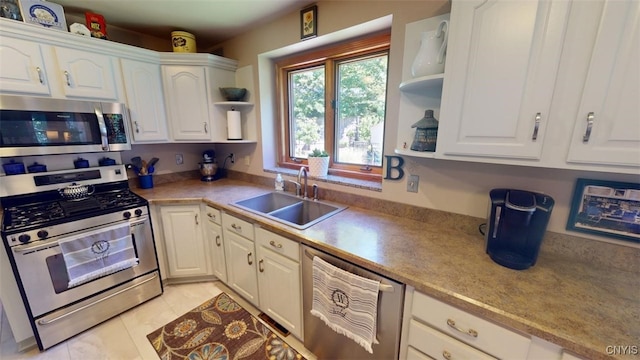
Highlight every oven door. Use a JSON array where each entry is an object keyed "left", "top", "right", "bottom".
[{"left": 10, "top": 215, "right": 158, "bottom": 318}]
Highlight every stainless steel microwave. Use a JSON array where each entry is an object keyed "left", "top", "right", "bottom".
[{"left": 0, "top": 95, "right": 131, "bottom": 157}]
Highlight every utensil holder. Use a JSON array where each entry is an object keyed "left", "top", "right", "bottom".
[{"left": 139, "top": 175, "right": 153, "bottom": 189}]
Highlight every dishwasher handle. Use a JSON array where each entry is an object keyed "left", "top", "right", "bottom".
[{"left": 304, "top": 248, "right": 394, "bottom": 293}]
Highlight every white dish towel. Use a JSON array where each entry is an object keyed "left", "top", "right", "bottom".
[
  {"left": 311, "top": 256, "right": 380, "bottom": 353},
  {"left": 59, "top": 223, "right": 138, "bottom": 288}
]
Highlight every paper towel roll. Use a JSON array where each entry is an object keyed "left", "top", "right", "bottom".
[{"left": 227, "top": 110, "right": 242, "bottom": 140}]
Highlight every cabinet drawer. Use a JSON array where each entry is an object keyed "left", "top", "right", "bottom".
[
  {"left": 222, "top": 213, "right": 254, "bottom": 240},
  {"left": 408, "top": 319, "right": 496, "bottom": 360},
  {"left": 412, "top": 292, "right": 530, "bottom": 359},
  {"left": 406, "top": 346, "right": 432, "bottom": 360},
  {"left": 255, "top": 228, "right": 299, "bottom": 262},
  {"left": 205, "top": 206, "right": 222, "bottom": 225}
]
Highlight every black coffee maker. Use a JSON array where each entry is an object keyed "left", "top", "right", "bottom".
[{"left": 485, "top": 189, "right": 554, "bottom": 270}]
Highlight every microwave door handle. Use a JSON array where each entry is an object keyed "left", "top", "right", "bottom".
[{"left": 95, "top": 105, "right": 109, "bottom": 150}]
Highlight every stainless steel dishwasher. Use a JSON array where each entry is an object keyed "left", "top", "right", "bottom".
[{"left": 302, "top": 245, "right": 405, "bottom": 359}]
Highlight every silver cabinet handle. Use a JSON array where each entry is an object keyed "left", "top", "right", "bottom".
[
  {"left": 215, "top": 235, "right": 221, "bottom": 246},
  {"left": 258, "top": 259, "right": 264, "bottom": 272},
  {"left": 207, "top": 212, "right": 216, "bottom": 221},
  {"left": 195, "top": 214, "right": 199, "bottom": 225},
  {"left": 204, "top": 122, "right": 208, "bottom": 133},
  {"left": 36, "top": 67, "right": 44, "bottom": 84},
  {"left": 231, "top": 223, "right": 242, "bottom": 232},
  {"left": 583, "top": 112, "right": 594, "bottom": 142},
  {"left": 63, "top": 70, "right": 71, "bottom": 86},
  {"left": 447, "top": 319, "right": 478, "bottom": 338},
  {"left": 247, "top": 252, "right": 253, "bottom": 265},
  {"left": 531, "top": 112, "right": 541, "bottom": 141},
  {"left": 269, "top": 240, "right": 282, "bottom": 249},
  {"left": 134, "top": 121, "right": 140, "bottom": 133},
  {"left": 442, "top": 350, "right": 452, "bottom": 360}
]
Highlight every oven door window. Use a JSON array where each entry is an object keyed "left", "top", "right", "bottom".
[
  {"left": 45, "top": 226, "right": 140, "bottom": 294},
  {"left": 0, "top": 110, "right": 103, "bottom": 147}
]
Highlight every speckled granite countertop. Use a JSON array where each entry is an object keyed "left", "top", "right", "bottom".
[{"left": 134, "top": 178, "right": 639, "bottom": 360}]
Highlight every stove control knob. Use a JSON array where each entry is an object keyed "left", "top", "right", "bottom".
[
  {"left": 18, "top": 234, "right": 31, "bottom": 243},
  {"left": 134, "top": 209, "right": 143, "bottom": 217},
  {"left": 37, "top": 230, "right": 49, "bottom": 239},
  {"left": 123, "top": 211, "right": 132, "bottom": 219}
]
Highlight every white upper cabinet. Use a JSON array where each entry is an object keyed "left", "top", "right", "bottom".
[
  {"left": 53, "top": 47, "right": 120, "bottom": 101},
  {"left": 565, "top": 0, "right": 640, "bottom": 167},
  {"left": 162, "top": 65, "right": 213, "bottom": 141},
  {"left": 438, "top": 0, "right": 570, "bottom": 159},
  {"left": 121, "top": 58, "right": 169, "bottom": 142},
  {"left": 0, "top": 37, "right": 51, "bottom": 96}
]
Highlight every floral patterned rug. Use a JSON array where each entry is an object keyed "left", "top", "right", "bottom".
[{"left": 147, "top": 292, "right": 305, "bottom": 360}]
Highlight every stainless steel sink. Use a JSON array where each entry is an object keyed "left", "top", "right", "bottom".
[{"left": 231, "top": 191, "right": 346, "bottom": 229}]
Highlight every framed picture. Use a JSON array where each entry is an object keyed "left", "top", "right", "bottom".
[
  {"left": 566, "top": 178, "right": 640, "bottom": 243},
  {"left": 300, "top": 5, "right": 317, "bottom": 40},
  {"left": 0, "top": 0, "right": 23, "bottom": 21}
]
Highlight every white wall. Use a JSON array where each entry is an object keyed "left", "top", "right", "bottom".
[{"left": 203, "top": 1, "right": 639, "bottom": 247}]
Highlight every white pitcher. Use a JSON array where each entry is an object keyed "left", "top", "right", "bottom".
[{"left": 411, "top": 20, "right": 449, "bottom": 77}]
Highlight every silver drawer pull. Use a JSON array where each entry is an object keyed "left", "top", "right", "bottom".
[
  {"left": 531, "top": 112, "right": 541, "bottom": 141},
  {"left": 134, "top": 121, "right": 140, "bottom": 133},
  {"left": 36, "top": 67, "right": 44, "bottom": 84},
  {"left": 583, "top": 112, "right": 594, "bottom": 142},
  {"left": 64, "top": 70, "right": 71, "bottom": 86},
  {"left": 204, "top": 122, "right": 208, "bottom": 133},
  {"left": 447, "top": 318, "right": 478, "bottom": 338},
  {"left": 231, "top": 223, "right": 242, "bottom": 231},
  {"left": 269, "top": 240, "right": 282, "bottom": 248},
  {"left": 442, "top": 350, "right": 452, "bottom": 360}
]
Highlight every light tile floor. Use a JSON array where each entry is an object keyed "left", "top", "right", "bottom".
[{"left": 0, "top": 281, "right": 315, "bottom": 360}]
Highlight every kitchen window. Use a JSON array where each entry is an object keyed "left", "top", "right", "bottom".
[{"left": 276, "top": 33, "right": 390, "bottom": 181}]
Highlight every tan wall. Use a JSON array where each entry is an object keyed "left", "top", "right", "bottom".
[{"left": 153, "top": 1, "right": 638, "bottom": 247}]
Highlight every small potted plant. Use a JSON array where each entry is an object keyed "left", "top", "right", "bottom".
[{"left": 307, "top": 149, "right": 330, "bottom": 178}]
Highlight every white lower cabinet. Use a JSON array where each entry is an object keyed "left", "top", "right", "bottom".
[
  {"left": 401, "top": 287, "right": 531, "bottom": 360},
  {"left": 222, "top": 213, "right": 259, "bottom": 306},
  {"left": 255, "top": 228, "right": 302, "bottom": 339},
  {"left": 159, "top": 204, "right": 210, "bottom": 278},
  {"left": 204, "top": 206, "right": 227, "bottom": 282}
]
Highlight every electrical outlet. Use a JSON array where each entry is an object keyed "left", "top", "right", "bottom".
[
  {"left": 175, "top": 154, "right": 184, "bottom": 165},
  {"left": 407, "top": 175, "right": 419, "bottom": 193},
  {"left": 230, "top": 153, "right": 235, "bottom": 163}
]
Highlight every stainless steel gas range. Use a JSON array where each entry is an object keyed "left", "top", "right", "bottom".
[{"left": 0, "top": 165, "right": 162, "bottom": 350}]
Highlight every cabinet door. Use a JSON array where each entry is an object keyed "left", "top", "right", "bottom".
[
  {"left": 439, "top": 0, "right": 570, "bottom": 159},
  {"left": 162, "top": 66, "right": 212, "bottom": 141},
  {"left": 566, "top": 0, "right": 640, "bottom": 167},
  {"left": 160, "top": 205, "right": 210, "bottom": 277},
  {"left": 120, "top": 59, "right": 169, "bottom": 142},
  {"left": 53, "top": 47, "right": 119, "bottom": 100},
  {"left": 224, "top": 231, "right": 259, "bottom": 306},
  {"left": 205, "top": 219, "right": 227, "bottom": 282},
  {"left": 0, "top": 37, "right": 50, "bottom": 96},
  {"left": 257, "top": 245, "right": 302, "bottom": 339}
]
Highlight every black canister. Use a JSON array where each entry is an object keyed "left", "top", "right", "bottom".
[
  {"left": 27, "top": 162, "right": 47, "bottom": 173},
  {"left": 99, "top": 157, "right": 116, "bottom": 166},
  {"left": 3, "top": 160, "right": 26, "bottom": 175},
  {"left": 74, "top": 158, "right": 90, "bottom": 169}
]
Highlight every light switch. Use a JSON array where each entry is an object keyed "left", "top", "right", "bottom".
[{"left": 407, "top": 175, "right": 419, "bottom": 193}]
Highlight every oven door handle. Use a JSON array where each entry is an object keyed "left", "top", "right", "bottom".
[
  {"left": 37, "top": 273, "right": 159, "bottom": 325},
  {"left": 13, "top": 239, "right": 59, "bottom": 253}
]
